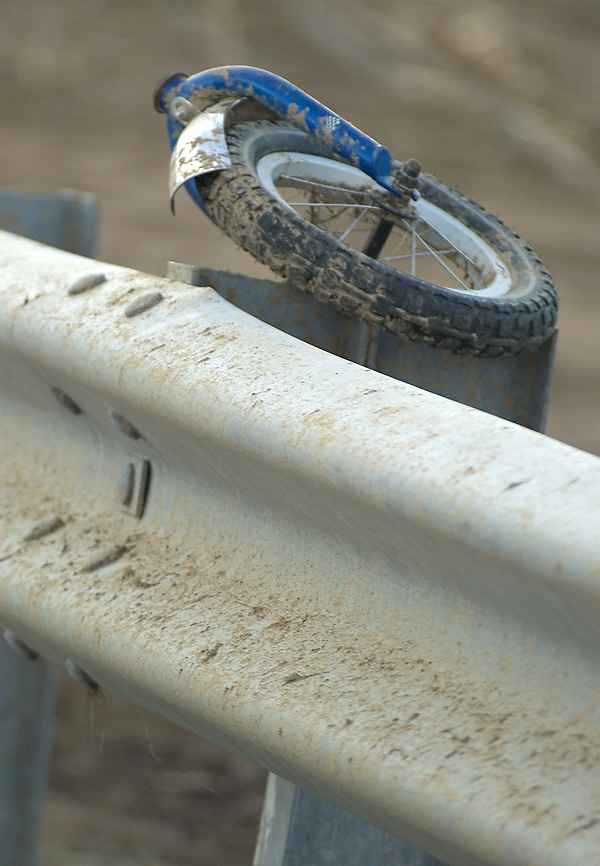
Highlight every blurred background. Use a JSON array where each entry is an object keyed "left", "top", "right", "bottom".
[{"left": 2, "top": 0, "right": 599, "bottom": 863}]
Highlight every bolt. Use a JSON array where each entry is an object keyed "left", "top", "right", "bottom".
[
  {"left": 51, "top": 386, "right": 82, "bottom": 415},
  {"left": 124, "top": 291, "right": 163, "bottom": 318},
  {"left": 84, "top": 545, "right": 128, "bottom": 573},
  {"left": 110, "top": 411, "right": 141, "bottom": 440},
  {"left": 4, "top": 630, "right": 38, "bottom": 660},
  {"left": 391, "top": 158, "right": 422, "bottom": 199},
  {"left": 67, "top": 272, "right": 107, "bottom": 296},
  {"left": 24, "top": 516, "right": 65, "bottom": 542},
  {"left": 65, "top": 660, "right": 99, "bottom": 690},
  {"left": 168, "top": 96, "right": 200, "bottom": 124}
]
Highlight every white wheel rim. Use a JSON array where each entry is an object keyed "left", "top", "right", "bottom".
[{"left": 256, "top": 152, "right": 513, "bottom": 298}]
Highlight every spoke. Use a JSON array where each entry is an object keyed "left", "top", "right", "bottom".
[
  {"left": 286, "top": 202, "right": 382, "bottom": 209},
  {"left": 278, "top": 175, "right": 373, "bottom": 201},
  {"left": 305, "top": 206, "right": 336, "bottom": 236},
  {"left": 281, "top": 172, "right": 478, "bottom": 289},
  {"left": 320, "top": 215, "right": 336, "bottom": 236},
  {"left": 338, "top": 207, "right": 371, "bottom": 242},
  {"left": 381, "top": 250, "right": 454, "bottom": 262},
  {"left": 416, "top": 219, "right": 477, "bottom": 268},
  {"left": 382, "top": 222, "right": 418, "bottom": 263},
  {"left": 268, "top": 165, "right": 492, "bottom": 293},
  {"left": 409, "top": 226, "right": 472, "bottom": 291}
]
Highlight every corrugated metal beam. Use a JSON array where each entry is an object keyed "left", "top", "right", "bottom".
[
  {"left": 1, "top": 230, "right": 599, "bottom": 866},
  {"left": 167, "top": 263, "right": 556, "bottom": 432}
]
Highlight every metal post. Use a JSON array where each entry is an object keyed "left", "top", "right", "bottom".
[
  {"left": 0, "top": 642, "right": 56, "bottom": 866},
  {"left": 253, "top": 775, "right": 445, "bottom": 866},
  {"left": 0, "top": 189, "right": 97, "bottom": 866}
]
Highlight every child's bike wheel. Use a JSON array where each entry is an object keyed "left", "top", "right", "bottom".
[{"left": 196, "top": 120, "right": 557, "bottom": 357}]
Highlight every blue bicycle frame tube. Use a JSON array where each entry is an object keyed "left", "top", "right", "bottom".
[{"left": 156, "top": 66, "right": 401, "bottom": 209}]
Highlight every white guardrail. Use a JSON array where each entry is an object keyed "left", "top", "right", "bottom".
[{"left": 1, "top": 229, "right": 600, "bottom": 866}]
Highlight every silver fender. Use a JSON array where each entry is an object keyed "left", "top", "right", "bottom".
[
  {"left": 169, "top": 99, "right": 238, "bottom": 209},
  {"left": 169, "top": 98, "right": 278, "bottom": 210}
]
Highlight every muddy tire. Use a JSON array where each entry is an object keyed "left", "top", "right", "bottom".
[{"left": 196, "top": 120, "right": 557, "bottom": 356}]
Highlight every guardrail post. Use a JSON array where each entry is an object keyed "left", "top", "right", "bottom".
[
  {"left": 0, "top": 189, "right": 97, "bottom": 866},
  {"left": 253, "top": 775, "right": 445, "bottom": 866},
  {"left": 168, "top": 262, "right": 557, "bottom": 866},
  {"left": 0, "top": 642, "right": 57, "bottom": 866}
]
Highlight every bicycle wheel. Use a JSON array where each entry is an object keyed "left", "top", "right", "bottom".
[{"left": 195, "top": 120, "right": 557, "bottom": 356}]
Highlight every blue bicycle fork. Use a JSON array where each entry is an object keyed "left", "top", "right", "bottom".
[{"left": 154, "top": 66, "right": 415, "bottom": 210}]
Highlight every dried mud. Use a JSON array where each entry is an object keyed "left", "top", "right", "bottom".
[{"left": 2, "top": 1, "right": 600, "bottom": 864}]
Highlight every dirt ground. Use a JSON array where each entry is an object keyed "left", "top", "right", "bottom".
[{"left": 2, "top": 1, "right": 600, "bottom": 863}]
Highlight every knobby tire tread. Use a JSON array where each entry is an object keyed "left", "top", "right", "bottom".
[{"left": 196, "top": 121, "right": 557, "bottom": 357}]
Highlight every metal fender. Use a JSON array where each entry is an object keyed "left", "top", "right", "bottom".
[{"left": 169, "top": 99, "right": 235, "bottom": 210}]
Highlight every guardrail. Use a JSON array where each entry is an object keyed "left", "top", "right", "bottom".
[{"left": 0, "top": 220, "right": 599, "bottom": 866}]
